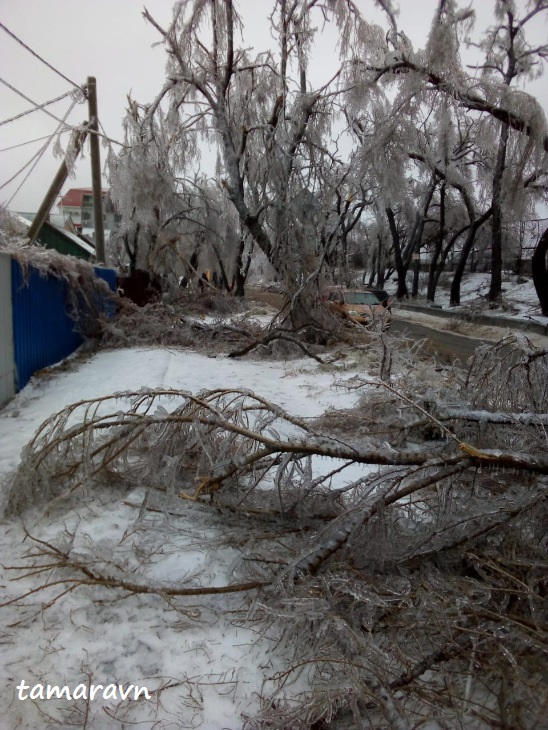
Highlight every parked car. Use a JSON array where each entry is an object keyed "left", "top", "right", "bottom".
[
  {"left": 362, "top": 287, "right": 393, "bottom": 308},
  {"left": 322, "top": 287, "right": 392, "bottom": 329}
]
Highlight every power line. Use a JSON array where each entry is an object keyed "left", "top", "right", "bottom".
[
  {"left": 0, "top": 113, "right": 124, "bottom": 152},
  {"left": 0, "top": 89, "right": 76, "bottom": 127},
  {"left": 0, "top": 129, "right": 72, "bottom": 154},
  {"left": 88, "top": 127, "right": 125, "bottom": 147},
  {"left": 1, "top": 94, "right": 80, "bottom": 198},
  {"left": 0, "top": 21, "right": 85, "bottom": 92},
  {"left": 1, "top": 138, "right": 53, "bottom": 193},
  {"left": 98, "top": 119, "right": 126, "bottom": 148},
  {"left": 0, "top": 76, "right": 124, "bottom": 148},
  {"left": 7, "top": 152, "right": 51, "bottom": 206},
  {"left": 0, "top": 75, "right": 85, "bottom": 127}
]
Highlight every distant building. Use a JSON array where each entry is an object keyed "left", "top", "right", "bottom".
[
  {"left": 57, "top": 188, "right": 120, "bottom": 234},
  {"left": 14, "top": 213, "right": 95, "bottom": 261}
]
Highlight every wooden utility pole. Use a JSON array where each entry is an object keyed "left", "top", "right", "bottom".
[
  {"left": 27, "top": 125, "right": 89, "bottom": 245},
  {"left": 87, "top": 76, "right": 105, "bottom": 264}
]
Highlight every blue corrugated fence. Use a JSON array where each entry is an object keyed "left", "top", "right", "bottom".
[{"left": 10, "top": 259, "right": 116, "bottom": 393}]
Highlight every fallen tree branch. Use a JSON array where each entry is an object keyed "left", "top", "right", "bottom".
[
  {"left": 439, "top": 407, "right": 548, "bottom": 426},
  {"left": 2, "top": 531, "right": 268, "bottom": 611},
  {"left": 228, "top": 328, "right": 327, "bottom": 362}
]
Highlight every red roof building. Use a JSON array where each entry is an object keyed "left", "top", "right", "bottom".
[
  {"left": 57, "top": 188, "right": 119, "bottom": 232},
  {"left": 59, "top": 188, "right": 104, "bottom": 208}
]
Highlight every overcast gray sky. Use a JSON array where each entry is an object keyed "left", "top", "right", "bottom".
[{"left": 1, "top": 0, "right": 547, "bottom": 213}]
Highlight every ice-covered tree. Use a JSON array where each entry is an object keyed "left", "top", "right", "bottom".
[
  {"left": 342, "top": 0, "right": 547, "bottom": 307},
  {"left": 474, "top": 0, "right": 548, "bottom": 303},
  {"left": 108, "top": 97, "right": 246, "bottom": 295},
  {"left": 107, "top": 97, "right": 189, "bottom": 287},
  {"left": 109, "top": 0, "right": 548, "bottom": 314},
  {"left": 139, "top": 0, "right": 392, "bottom": 319}
]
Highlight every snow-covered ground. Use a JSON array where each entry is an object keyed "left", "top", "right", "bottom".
[
  {"left": 0, "top": 348, "right": 360, "bottom": 484},
  {"left": 411, "top": 271, "right": 548, "bottom": 325},
  {"left": 1, "top": 272, "right": 546, "bottom": 728},
  {"left": 0, "top": 347, "right": 367, "bottom": 730}
]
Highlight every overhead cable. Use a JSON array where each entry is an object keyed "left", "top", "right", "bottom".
[
  {"left": 0, "top": 130, "right": 72, "bottom": 154},
  {"left": 0, "top": 22, "right": 85, "bottom": 92},
  {"left": 0, "top": 75, "right": 84, "bottom": 127},
  {"left": 0, "top": 76, "right": 124, "bottom": 149},
  {"left": 98, "top": 119, "right": 125, "bottom": 148},
  {"left": 0, "top": 89, "right": 76, "bottom": 127},
  {"left": 0, "top": 142, "right": 56, "bottom": 193},
  {"left": 1, "top": 93, "right": 80, "bottom": 198}
]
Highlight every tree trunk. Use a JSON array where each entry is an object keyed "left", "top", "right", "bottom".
[
  {"left": 376, "top": 247, "right": 385, "bottom": 287},
  {"left": 386, "top": 207, "right": 408, "bottom": 299},
  {"left": 488, "top": 122, "right": 509, "bottom": 305},
  {"left": 208, "top": 240, "right": 232, "bottom": 293},
  {"left": 450, "top": 208, "right": 493, "bottom": 306},
  {"left": 427, "top": 182, "right": 445, "bottom": 302},
  {"left": 366, "top": 245, "right": 377, "bottom": 287},
  {"left": 408, "top": 176, "right": 437, "bottom": 298},
  {"left": 532, "top": 227, "right": 548, "bottom": 316},
  {"left": 123, "top": 223, "right": 140, "bottom": 277},
  {"left": 430, "top": 224, "right": 468, "bottom": 302},
  {"left": 232, "top": 233, "right": 249, "bottom": 297}
]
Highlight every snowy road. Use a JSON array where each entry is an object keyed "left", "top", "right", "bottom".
[{"left": 392, "top": 318, "right": 487, "bottom": 361}]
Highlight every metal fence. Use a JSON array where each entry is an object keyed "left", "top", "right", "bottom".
[
  {"left": 1, "top": 256, "right": 116, "bottom": 405},
  {"left": 0, "top": 253, "right": 15, "bottom": 405}
]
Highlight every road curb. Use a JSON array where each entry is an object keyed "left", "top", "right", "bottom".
[{"left": 396, "top": 302, "right": 548, "bottom": 337}]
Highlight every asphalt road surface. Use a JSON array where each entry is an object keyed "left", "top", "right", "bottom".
[
  {"left": 248, "top": 288, "right": 492, "bottom": 363},
  {"left": 391, "top": 317, "right": 487, "bottom": 363}
]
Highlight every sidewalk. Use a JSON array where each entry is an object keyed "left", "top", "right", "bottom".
[{"left": 396, "top": 300, "right": 548, "bottom": 337}]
